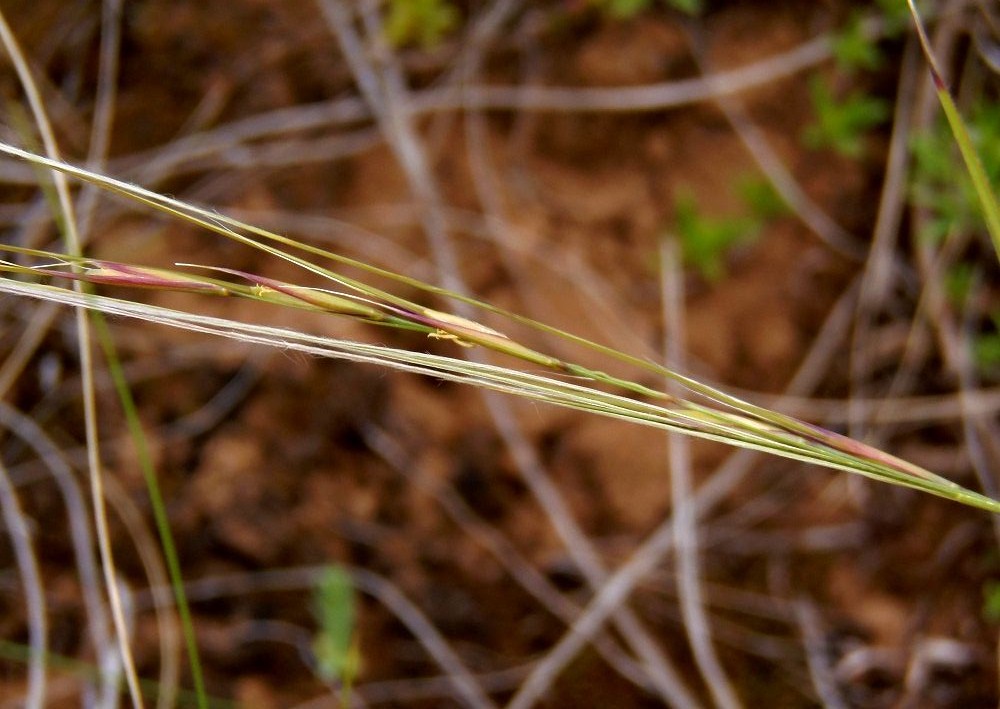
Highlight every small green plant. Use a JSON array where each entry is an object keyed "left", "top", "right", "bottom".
[
  {"left": 669, "top": 176, "right": 787, "bottom": 282},
  {"left": 984, "top": 580, "right": 1000, "bottom": 623},
  {"left": 737, "top": 174, "right": 790, "bottom": 222},
  {"left": 911, "top": 102, "right": 1000, "bottom": 242},
  {"left": 312, "top": 566, "right": 360, "bottom": 701},
  {"left": 591, "top": 0, "right": 701, "bottom": 19},
  {"left": 802, "top": 75, "right": 889, "bottom": 158},
  {"left": 973, "top": 312, "right": 1000, "bottom": 372},
  {"left": 832, "top": 15, "right": 884, "bottom": 72},
  {"left": 385, "top": 0, "right": 458, "bottom": 48},
  {"left": 671, "top": 190, "right": 755, "bottom": 282}
]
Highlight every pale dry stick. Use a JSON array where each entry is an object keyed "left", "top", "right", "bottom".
[
  {"left": 304, "top": 664, "right": 531, "bottom": 709},
  {"left": 792, "top": 600, "right": 849, "bottom": 709},
  {"left": 179, "top": 128, "right": 383, "bottom": 173},
  {"left": 847, "top": 39, "right": 922, "bottom": 443},
  {"left": 139, "top": 566, "right": 494, "bottom": 709},
  {"left": 0, "top": 301, "right": 60, "bottom": 399},
  {"left": 867, "top": 0, "right": 971, "bottom": 408},
  {"left": 73, "top": 2, "right": 129, "bottom": 704},
  {"left": 506, "top": 279, "right": 863, "bottom": 709},
  {"left": 686, "top": 25, "right": 867, "bottom": 262},
  {"left": 95, "top": 473, "right": 182, "bottom": 709},
  {"left": 0, "top": 403, "right": 112, "bottom": 702},
  {"left": 77, "top": 0, "right": 122, "bottom": 238},
  {"left": 94, "top": 22, "right": 864, "bottom": 189},
  {"left": 318, "top": 3, "right": 700, "bottom": 705},
  {"left": 955, "top": 297, "right": 1000, "bottom": 540},
  {"left": 164, "top": 356, "right": 263, "bottom": 439},
  {"left": 373, "top": 6, "right": 700, "bottom": 705},
  {"left": 0, "top": 455, "right": 46, "bottom": 708},
  {"left": 362, "top": 425, "right": 656, "bottom": 692},
  {"left": 0, "top": 10, "right": 144, "bottom": 708},
  {"left": 706, "top": 520, "right": 864, "bottom": 557},
  {"left": 661, "top": 236, "right": 742, "bottom": 709},
  {"left": 460, "top": 36, "right": 681, "bottom": 692},
  {"left": 1, "top": 406, "right": 184, "bottom": 709}
]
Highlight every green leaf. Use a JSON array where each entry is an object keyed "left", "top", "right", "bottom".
[
  {"left": 911, "top": 103, "right": 1000, "bottom": 243},
  {"left": 673, "top": 189, "right": 756, "bottom": 281},
  {"left": 312, "top": 566, "right": 359, "bottom": 685},
  {"left": 803, "top": 75, "right": 889, "bottom": 158},
  {"left": 973, "top": 313, "right": 1000, "bottom": 372},
  {"left": 664, "top": 0, "right": 701, "bottom": 15},
  {"left": 738, "top": 175, "right": 789, "bottom": 222},
  {"left": 385, "top": 0, "right": 458, "bottom": 48},
  {"left": 984, "top": 580, "right": 1000, "bottom": 623},
  {"left": 833, "top": 15, "right": 883, "bottom": 71}
]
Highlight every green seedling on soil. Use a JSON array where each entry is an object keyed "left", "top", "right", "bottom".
[
  {"left": 803, "top": 75, "right": 890, "bottom": 158},
  {"left": 984, "top": 581, "right": 1000, "bottom": 623},
  {"left": 832, "top": 14, "right": 885, "bottom": 71},
  {"left": 312, "top": 566, "right": 360, "bottom": 702},
  {"left": 737, "top": 174, "right": 790, "bottom": 222},
  {"left": 385, "top": 0, "right": 458, "bottom": 48},
  {"left": 973, "top": 312, "right": 1000, "bottom": 373},
  {"left": 2, "top": 143, "right": 999, "bottom": 515},
  {"left": 875, "top": 0, "right": 915, "bottom": 33},
  {"left": 669, "top": 176, "right": 785, "bottom": 282},
  {"left": 592, "top": 0, "right": 701, "bottom": 19},
  {"left": 671, "top": 189, "right": 756, "bottom": 281}
]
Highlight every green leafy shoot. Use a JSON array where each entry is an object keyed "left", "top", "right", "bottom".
[
  {"left": 802, "top": 75, "right": 890, "bottom": 159},
  {"left": 973, "top": 312, "right": 1000, "bottom": 373},
  {"left": 590, "top": 0, "right": 701, "bottom": 19},
  {"left": 737, "top": 175, "right": 790, "bottom": 222},
  {"left": 672, "top": 189, "right": 756, "bottom": 282},
  {"left": 312, "top": 566, "right": 361, "bottom": 696},
  {"left": 911, "top": 103, "right": 1000, "bottom": 243},
  {"left": 384, "top": 0, "right": 458, "bottom": 48},
  {"left": 905, "top": 0, "right": 1000, "bottom": 263},
  {"left": 984, "top": 580, "right": 1000, "bottom": 623},
  {"left": 875, "top": 0, "right": 913, "bottom": 35},
  {"left": 664, "top": 0, "right": 702, "bottom": 15},
  {"left": 943, "top": 263, "right": 975, "bottom": 307},
  {"left": 832, "top": 14, "right": 884, "bottom": 72}
]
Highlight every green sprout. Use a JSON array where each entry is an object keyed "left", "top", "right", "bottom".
[
  {"left": 737, "top": 175, "right": 790, "bottom": 222},
  {"left": 984, "top": 580, "right": 1000, "bottom": 623},
  {"left": 312, "top": 566, "right": 361, "bottom": 699},
  {"left": 832, "top": 14, "right": 884, "bottom": 72},
  {"left": 671, "top": 189, "right": 756, "bottom": 282},
  {"left": 590, "top": 0, "right": 701, "bottom": 19},
  {"left": 385, "top": 0, "right": 458, "bottom": 48},
  {"left": 802, "top": 75, "right": 890, "bottom": 159},
  {"left": 973, "top": 312, "right": 1000, "bottom": 373},
  {"left": 911, "top": 102, "right": 1000, "bottom": 243}
]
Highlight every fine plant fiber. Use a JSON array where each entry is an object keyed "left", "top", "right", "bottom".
[{"left": 0, "top": 142, "right": 997, "bottom": 514}]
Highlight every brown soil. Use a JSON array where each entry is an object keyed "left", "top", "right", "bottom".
[{"left": 1, "top": 1, "right": 998, "bottom": 707}]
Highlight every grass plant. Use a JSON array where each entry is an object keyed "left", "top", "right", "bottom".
[{"left": 0, "top": 142, "right": 996, "bottom": 514}]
